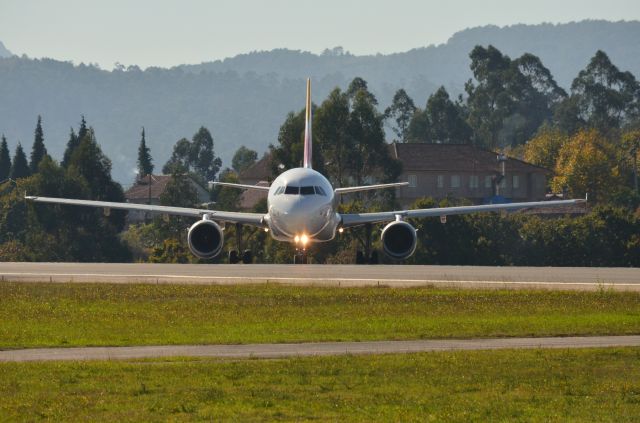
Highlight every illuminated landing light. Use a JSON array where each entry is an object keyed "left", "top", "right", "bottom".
[
  {"left": 338, "top": 227, "right": 344, "bottom": 234},
  {"left": 294, "top": 235, "right": 300, "bottom": 243},
  {"left": 300, "top": 234, "right": 309, "bottom": 246},
  {"left": 264, "top": 228, "right": 269, "bottom": 232}
]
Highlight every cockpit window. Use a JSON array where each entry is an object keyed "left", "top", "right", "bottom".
[
  {"left": 274, "top": 186, "right": 285, "bottom": 195},
  {"left": 300, "top": 186, "right": 315, "bottom": 195},
  {"left": 315, "top": 186, "right": 327, "bottom": 196},
  {"left": 284, "top": 185, "right": 299, "bottom": 195}
]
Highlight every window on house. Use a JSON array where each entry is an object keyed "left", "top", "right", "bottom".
[
  {"left": 469, "top": 175, "right": 479, "bottom": 189},
  {"left": 451, "top": 175, "right": 460, "bottom": 188},
  {"left": 512, "top": 175, "right": 520, "bottom": 189},
  {"left": 437, "top": 175, "right": 444, "bottom": 188},
  {"left": 408, "top": 174, "right": 417, "bottom": 188},
  {"left": 485, "top": 176, "right": 492, "bottom": 189}
]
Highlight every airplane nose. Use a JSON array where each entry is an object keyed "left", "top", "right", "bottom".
[{"left": 271, "top": 198, "right": 327, "bottom": 237}]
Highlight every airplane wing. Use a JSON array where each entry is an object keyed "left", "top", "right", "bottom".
[
  {"left": 25, "top": 196, "right": 266, "bottom": 226},
  {"left": 339, "top": 198, "right": 586, "bottom": 228},
  {"left": 334, "top": 182, "right": 409, "bottom": 195},
  {"left": 210, "top": 182, "right": 270, "bottom": 191}
]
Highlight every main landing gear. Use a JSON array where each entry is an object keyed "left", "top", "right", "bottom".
[
  {"left": 355, "top": 223, "right": 379, "bottom": 264},
  {"left": 293, "top": 249, "right": 308, "bottom": 264},
  {"left": 228, "top": 223, "right": 253, "bottom": 264}
]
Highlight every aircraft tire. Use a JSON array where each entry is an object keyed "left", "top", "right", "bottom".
[
  {"left": 242, "top": 250, "right": 253, "bottom": 264},
  {"left": 229, "top": 250, "right": 239, "bottom": 264}
]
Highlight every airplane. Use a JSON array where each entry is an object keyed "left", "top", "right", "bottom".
[{"left": 26, "top": 79, "right": 585, "bottom": 264}]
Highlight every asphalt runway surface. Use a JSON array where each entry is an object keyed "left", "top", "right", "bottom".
[
  {"left": 1, "top": 336, "right": 639, "bottom": 362},
  {"left": 1, "top": 262, "right": 639, "bottom": 290}
]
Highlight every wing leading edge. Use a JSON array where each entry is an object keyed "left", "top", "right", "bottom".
[
  {"left": 339, "top": 198, "right": 587, "bottom": 228},
  {"left": 25, "top": 196, "right": 265, "bottom": 226}
]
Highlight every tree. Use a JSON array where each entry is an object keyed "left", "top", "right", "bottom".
[
  {"left": 136, "top": 127, "right": 154, "bottom": 177},
  {"left": 190, "top": 127, "right": 222, "bottom": 183},
  {"left": 551, "top": 129, "right": 622, "bottom": 203},
  {"left": 214, "top": 168, "right": 242, "bottom": 211},
  {"left": 29, "top": 115, "right": 47, "bottom": 173},
  {"left": 347, "top": 88, "right": 399, "bottom": 186},
  {"left": 163, "top": 138, "right": 191, "bottom": 174},
  {"left": 160, "top": 166, "right": 199, "bottom": 208},
  {"left": 314, "top": 88, "right": 351, "bottom": 187},
  {"left": 346, "top": 77, "right": 377, "bottom": 105},
  {"left": 0, "top": 135, "right": 10, "bottom": 181},
  {"left": 9, "top": 143, "right": 30, "bottom": 179},
  {"left": 569, "top": 50, "right": 640, "bottom": 131},
  {"left": 162, "top": 127, "right": 222, "bottom": 184},
  {"left": 269, "top": 110, "right": 309, "bottom": 174},
  {"left": 465, "top": 45, "right": 565, "bottom": 148},
  {"left": 523, "top": 126, "right": 569, "bottom": 171},
  {"left": 385, "top": 89, "right": 416, "bottom": 142},
  {"left": 68, "top": 129, "right": 124, "bottom": 202},
  {"left": 414, "top": 87, "right": 473, "bottom": 144},
  {"left": 62, "top": 116, "right": 86, "bottom": 167},
  {"left": 231, "top": 145, "right": 258, "bottom": 173}
]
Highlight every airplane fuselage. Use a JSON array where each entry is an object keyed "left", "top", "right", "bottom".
[{"left": 265, "top": 167, "right": 340, "bottom": 245}]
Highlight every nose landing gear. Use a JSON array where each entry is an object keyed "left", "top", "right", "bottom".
[{"left": 293, "top": 249, "right": 308, "bottom": 264}]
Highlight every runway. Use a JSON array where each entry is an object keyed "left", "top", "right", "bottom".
[
  {"left": 1, "top": 262, "right": 639, "bottom": 290},
  {"left": 1, "top": 336, "right": 639, "bottom": 362}
]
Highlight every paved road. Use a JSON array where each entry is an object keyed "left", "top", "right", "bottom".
[
  {"left": 1, "top": 336, "right": 639, "bottom": 362},
  {"left": 1, "top": 262, "right": 639, "bottom": 290}
]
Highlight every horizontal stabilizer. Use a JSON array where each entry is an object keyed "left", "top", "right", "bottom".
[
  {"left": 334, "top": 182, "right": 409, "bottom": 195},
  {"left": 210, "top": 182, "right": 270, "bottom": 191}
]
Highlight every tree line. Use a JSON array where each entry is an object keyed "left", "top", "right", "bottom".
[{"left": 1, "top": 44, "right": 639, "bottom": 265}]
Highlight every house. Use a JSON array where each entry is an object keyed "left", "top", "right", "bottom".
[
  {"left": 390, "top": 143, "right": 549, "bottom": 207},
  {"left": 124, "top": 174, "right": 210, "bottom": 223},
  {"left": 231, "top": 143, "right": 554, "bottom": 210},
  {"left": 237, "top": 154, "right": 273, "bottom": 210}
]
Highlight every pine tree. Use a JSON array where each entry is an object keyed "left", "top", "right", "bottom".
[
  {"left": 136, "top": 127, "right": 154, "bottom": 177},
  {"left": 62, "top": 116, "right": 87, "bottom": 167},
  {"left": 9, "top": 142, "right": 30, "bottom": 179},
  {"left": 0, "top": 135, "right": 11, "bottom": 180},
  {"left": 30, "top": 115, "right": 47, "bottom": 173}
]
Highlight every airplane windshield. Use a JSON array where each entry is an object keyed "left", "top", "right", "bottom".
[
  {"left": 315, "top": 186, "right": 327, "bottom": 196},
  {"left": 300, "top": 186, "right": 315, "bottom": 195},
  {"left": 284, "top": 186, "right": 300, "bottom": 195}
]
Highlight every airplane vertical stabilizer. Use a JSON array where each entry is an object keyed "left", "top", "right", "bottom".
[{"left": 303, "top": 78, "right": 312, "bottom": 169}]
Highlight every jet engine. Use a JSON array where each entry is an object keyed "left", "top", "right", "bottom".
[
  {"left": 381, "top": 221, "right": 417, "bottom": 260},
  {"left": 187, "top": 219, "right": 224, "bottom": 259}
]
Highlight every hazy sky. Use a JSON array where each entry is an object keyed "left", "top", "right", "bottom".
[{"left": 1, "top": 0, "right": 639, "bottom": 69}]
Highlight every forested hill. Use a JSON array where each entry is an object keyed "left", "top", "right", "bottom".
[
  {"left": 179, "top": 20, "right": 640, "bottom": 92},
  {"left": 1, "top": 20, "right": 639, "bottom": 184},
  {"left": 0, "top": 41, "right": 11, "bottom": 58}
]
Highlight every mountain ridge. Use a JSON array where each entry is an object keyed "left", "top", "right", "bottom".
[{"left": 0, "top": 20, "right": 638, "bottom": 184}]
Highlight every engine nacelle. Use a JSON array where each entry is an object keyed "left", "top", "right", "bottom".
[
  {"left": 187, "top": 219, "right": 224, "bottom": 259},
  {"left": 381, "top": 220, "right": 417, "bottom": 260}
]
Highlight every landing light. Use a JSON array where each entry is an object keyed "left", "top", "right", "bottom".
[
  {"left": 294, "top": 235, "right": 300, "bottom": 243},
  {"left": 338, "top": 227, "right": 344, "bottom": 234},
  {"left": 300, "top": 234, "right": 309, "bottom": 246}
]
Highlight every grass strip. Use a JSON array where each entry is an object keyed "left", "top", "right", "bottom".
[
  {"left": 0, "top": 282, "right": 639, "bottom": 348},
  {"left": 1, "top": 348, "right": 639, "bottom": 421}
]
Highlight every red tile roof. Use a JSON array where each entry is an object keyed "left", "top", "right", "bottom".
[
  {"left": 239, "top": 154, "right": 272, "bottom": 182},
  {"left": 125, "top": 175, "right": 172, "bottom": 201},
  {"left": 390, "top": 143, "right": 549, "bottom": 173}
]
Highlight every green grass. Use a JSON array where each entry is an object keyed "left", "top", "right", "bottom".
[
  {"left": 0, "top": 283, "right": 639, "bottom": 348},
  {"left": 1, "top": 348, "right": 639, "bottom": 421}
]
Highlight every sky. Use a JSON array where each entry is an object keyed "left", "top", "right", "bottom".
[{"left": 1, "top": 0, "right": 639, "bottom": 69}]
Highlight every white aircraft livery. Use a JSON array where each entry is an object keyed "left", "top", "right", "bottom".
[{"left": 26, "top": 79, "right": 585, "bottom": 264}]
